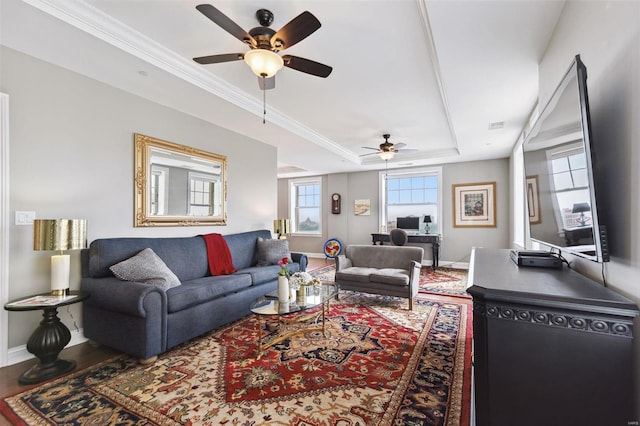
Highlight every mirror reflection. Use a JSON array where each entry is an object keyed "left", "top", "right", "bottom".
[
  {"left": 522, "top": 65, "right": 597, "bottom": 257},
  {"left": 134, "top": 133, "right": 227, "bottom": 227}
]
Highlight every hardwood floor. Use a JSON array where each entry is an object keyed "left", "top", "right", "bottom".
[{"left": 0, "top": 257, "right": 335, "bottom": 404}]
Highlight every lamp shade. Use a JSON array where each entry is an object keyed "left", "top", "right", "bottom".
[
  {"left": 571, "top": 203, "right": 591, "bottom": 214},
  {"left": 244, "top": 49, "right": 284, "bottom": 78},
  {"left": 378, "top": 151, "right": 395, "bottom": 161},
  {"left": 423, "top": 215, "right": 432, "bottom": 223},
  {"left": 34, "top": 219, "right": 87, "bottom": 251},
  {"left": 273, "top": 219, "right": 291, "bottom": 235}
]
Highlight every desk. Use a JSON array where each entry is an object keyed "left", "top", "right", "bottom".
[
  {"left": 4, "top": 291, "right": 89, "bottom": 384},
  {"left": 371, "top": 233, "right": 440, "bottom": 270}
]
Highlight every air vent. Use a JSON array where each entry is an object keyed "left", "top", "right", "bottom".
[{"left": 488, "top": 121, "right": 504, "bottom": 130}]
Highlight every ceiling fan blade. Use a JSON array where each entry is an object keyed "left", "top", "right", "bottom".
[
  {"left": 396, "top": 148, "right": 419, "bottom": 153},
  {"left": 362, "top": 147, "right": 380, "bottom": 151},
  {"left": 196, "top": 4, "right": 256, "bottom": 47},
  {"left": 271, "top": 11, "right": 321, "bottom": 51},
  {"left": 282, "top": 55, "right": 332, "bottom": 78},
  {"left": 359, "top": 152, "right": 380, "bottom": 157},
  {"left": 193, "top": 53, "right": 244, "bottom": 64},
  {"left": 258, "top": 76, "right": 276, "bottom": 90},
  {"left": 394, "top": 142, "right": 406, "bottom": 149}
]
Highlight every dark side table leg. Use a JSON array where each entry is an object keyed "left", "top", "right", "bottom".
[{"left": 20, "top": 307, "right": 75, "bottom": 384}]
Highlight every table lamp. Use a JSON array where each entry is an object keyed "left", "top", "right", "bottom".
[
  {"left": 273, "top": 219, "right": 290, "bottom": 240},
  {"left": 571, "top": 203, "right": 591, "bottom": 227},
  {"left": 423, "top": 215, "right": 432, "bottom": 233},
  {"left": 33, "top": 219, "right": 87, "bottom": 296}
]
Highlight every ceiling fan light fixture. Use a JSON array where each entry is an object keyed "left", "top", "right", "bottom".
[
  {"left": 378, "top": 151, "right": 395, "bottom": 161},
  {"left": 244, "top": 49, "right": 284, "bottom": 78}
]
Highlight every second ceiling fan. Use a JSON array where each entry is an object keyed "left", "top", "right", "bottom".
[
  {"left": 361, "top": 134, "right": 417, "bottom": 160},
  {"left": 193, "top": 4, "right": 333, "bottom": 90}
]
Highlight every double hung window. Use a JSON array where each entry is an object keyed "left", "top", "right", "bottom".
[
  {"left": 379, "top": 167, "right": 442, "bottom": 234},
  {"left": 289, "top": 178, "right": 322, "bottom": 234},
  {"left": 547, "top": 143, "right": 590, "bottom": 228}
]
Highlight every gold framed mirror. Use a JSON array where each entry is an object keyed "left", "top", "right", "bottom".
[{"left": 134, "top": 133, "right": 227, "bottom": 227}]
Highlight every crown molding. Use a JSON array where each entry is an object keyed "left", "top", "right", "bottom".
[
  {"left": 416, "top": 0, "right": 460, "bottom": 157},
  {"left": 20, "top": 0, "right": 360, "bottom": 164}
]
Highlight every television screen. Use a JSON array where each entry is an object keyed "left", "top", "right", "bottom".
[
  {"left": 522, "top": 55, "right": 608, "bottom": 262},
  {"left": 396, "top": 216, "right": 420, "bottom": 231}
]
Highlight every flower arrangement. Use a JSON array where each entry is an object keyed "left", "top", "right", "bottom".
[
  {"left": 277, "top": 257, "right": 289, "bottom": 276},
  {"left": 288, "top": 271, "right": 320, "bottom": 291}
]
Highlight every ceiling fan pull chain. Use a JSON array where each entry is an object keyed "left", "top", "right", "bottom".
[{"left": 262, "top": 75, "right": 267, "bottom": 124}]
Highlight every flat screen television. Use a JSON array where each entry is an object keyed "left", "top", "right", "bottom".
[
  {"left": 396, "top": 216, "right": 420, "bottom": 231},
  {"left": 522, "top": 55, "right": 609, "bottom": 262}
]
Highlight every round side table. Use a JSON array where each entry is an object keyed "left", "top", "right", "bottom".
[{"left": 4, "top": 291, "right": 89, "bottom": 384}]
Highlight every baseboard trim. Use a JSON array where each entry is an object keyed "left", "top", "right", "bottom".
[
  {"left": 6, "top": 329, "right": 87, "bottom": 366},
  {"left": 307, "top": 252, "right": 469, "bottom": 270}
]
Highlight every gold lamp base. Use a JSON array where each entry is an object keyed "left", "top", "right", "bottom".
[{"left": 51, "top": 289, "right": 67, "bottom": 297}]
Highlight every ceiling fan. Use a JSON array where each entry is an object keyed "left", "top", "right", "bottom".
[
  {"left": 361, "top": 134, "right": 417, "bottom": 161},
  {"left": 193, "top": 4, "right": 333, "bottom": 90}
]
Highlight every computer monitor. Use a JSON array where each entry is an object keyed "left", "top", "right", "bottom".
[{"left": 396, "top": 216, "right": 420, "bottom": 231}]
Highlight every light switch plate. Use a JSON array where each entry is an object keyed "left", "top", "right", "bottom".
[{"left": 15, "top": 211, "right": 36, "bottom": 225}]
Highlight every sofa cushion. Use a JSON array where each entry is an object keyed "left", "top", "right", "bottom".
[
  {"left": 89, "top": 237, "right": 208, "bottom": 282},
  {"left": 345, "top": 245, "right": 423, "bottom": 270},
  {"left": 167, "top": 273, "right": 252, "bottom": 313},
  {"left": 335, "top": 267, "right": 380, "bottom": 283},
  {"left": 223, "top": 229, "right": 272, "bottom": 270},
  {"left": 109, "top": 248, "right": 181, "bottom": 291},
  {"left": 370, "top": 268, "right": 410, "bottom": 286},
  {"left": 239, "top": 263, "right": 302, "bottom": 286},
  {"left": 256, "top": 237, "right": 292, "bottom": 266}
]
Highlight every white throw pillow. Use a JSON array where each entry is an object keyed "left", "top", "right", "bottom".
[{"left": 109, "top": 248, "right": 181, "bottom": 291}]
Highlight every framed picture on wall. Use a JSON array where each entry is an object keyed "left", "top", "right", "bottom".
[
  {"left": 354, "top": 199, "right": 371, "bottom": 216},
  {"left": 526, "top": 175, "right": 541, "bottom": 224},
  {"left": 452, "top": 182, "right": 497, "bottom": 227}
]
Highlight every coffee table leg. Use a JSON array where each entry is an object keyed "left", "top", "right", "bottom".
[{"left": 256, "top": 315, "right": 263, "bottom": 359}]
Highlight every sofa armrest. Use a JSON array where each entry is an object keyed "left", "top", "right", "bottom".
[
  {"left": 81, "top": 277, "right": 167, "bottom": 318},
  {"left": 291, "top": 252, "right": 308, "bottom": 272},
  {"left": 336, "top": 255, "right": 352, "bottom": 271}
]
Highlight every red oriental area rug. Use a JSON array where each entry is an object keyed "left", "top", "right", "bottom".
[
  {"left": 311, "top": 264, "right": 470, "bottom": 298},
  {"left": 1, "top": 293, "right": 471, "bottom": 426}
]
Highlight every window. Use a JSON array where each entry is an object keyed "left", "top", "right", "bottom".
[
  {"left": 149, "top": 165, "right": 169, "bottom": 215},
  {"left": 547, "top": 144, "right": 590, "bottom": 229},
  {"left": 379, "top": 167, "right": 442, "bottom": 234},
  {"left": 188, "top": 172, "right": 218, "bottom": 216},
  {"left": 289, "top": 178, "right": 322, "bottom": 234}
]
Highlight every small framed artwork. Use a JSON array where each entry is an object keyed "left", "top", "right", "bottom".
[
  {"left": 354, "top": 199, "right": 371, "bottom": 216},
  {"left": 526, "top": 175, "right": 541, "bottom": 224},
  {"left": 452, "top": 182, "right": 497, "bottom": 228}
]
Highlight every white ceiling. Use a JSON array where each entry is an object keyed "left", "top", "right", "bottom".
[{"left": 1, "top": 0, "right": 565, "bottom": 177}]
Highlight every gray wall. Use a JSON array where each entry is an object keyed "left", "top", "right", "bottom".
[
  {"left": 2, "top": 47, "right": 278, "bottom": 348},
  {"left": 281, "top": 158, "right": 510, "bottom": 264},
  {"left": 534, "top": 1, "right": 640, "bottom": 304}
]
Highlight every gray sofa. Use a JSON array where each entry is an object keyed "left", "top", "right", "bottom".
[
  {"left": 80, "top": 229, "right": 307, "bottom": 360},
  {"left": 335, "top": 244, "right": 423, "bottom": 309}
]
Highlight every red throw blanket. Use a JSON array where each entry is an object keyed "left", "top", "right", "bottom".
[{"left": 201, "top": 233, "right": 236, "bottom": 276}]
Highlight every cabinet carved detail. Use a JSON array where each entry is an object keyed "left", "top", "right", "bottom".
[{"left": 485, "top": 303, "right": 632, "bottom": 337}]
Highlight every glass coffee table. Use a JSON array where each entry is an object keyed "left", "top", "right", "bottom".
[{"left": 250, "top": 283, "right": 339, "bottom": 358}]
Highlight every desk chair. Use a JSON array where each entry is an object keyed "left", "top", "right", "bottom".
[{"left": 390, "top": 228, "right": 409, "bottom": 246}]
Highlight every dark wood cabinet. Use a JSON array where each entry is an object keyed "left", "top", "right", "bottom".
[{"left": 468, "top": 248, "right": 639, "bottom": 426}]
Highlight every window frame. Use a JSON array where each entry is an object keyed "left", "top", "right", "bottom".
[
  {"left": 545, "top": 142, "right": 589, "bottom": 230},
  {"left": 378, "top": 166, "right": 443, "bottom": 235},
  {"left": 288, "top": 177, "right": 323, "bottom": 236}
]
